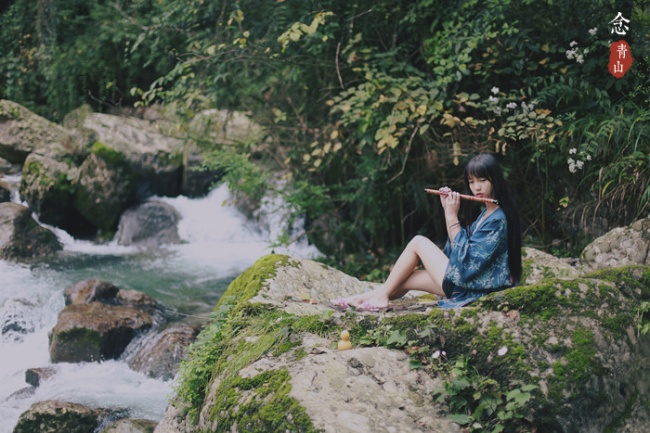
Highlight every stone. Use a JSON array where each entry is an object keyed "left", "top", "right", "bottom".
[
  {"left": 25, "top": 367, "right": 56, "bottom": 387},
  {"left": 13, "top": 400, "right": 118, "bottom": 433},
  {"left": 49, "top": 303, "right": 154, "bottom": 363},
  {"left": 521, "top": 247, "right": 582, "bottom": 285},
  {"left": 126, "top": 324, "right": 200, "bottom": 380},
  {"left": 116, "top": 201, "right": 181, "bottom": 248},
  {"left": 80, "top": 113, "right": 183, "bottom": 198},
  {"left": 73, "top": 148, "right": 137, "bottom": 232},
  {"left": 100, "top": 418, "right": 158, "bottom": 433},
  {"left": 64, "top": 279, "right": 120, "bottom": 305},
  {"left": 154, "top": 254, "right": 650, "bottom": 433},
  {"left": 0, "top": 202, "right": 62, "bottom": 261},
  {"left": 0, "top": 179, "right": 11, "bottom": 202},
  {"left": 581, "top": 216, "right": 650, "bottom": 270},
  {"left": 0, "top": 100, "right": 82, "bottom": 164}
]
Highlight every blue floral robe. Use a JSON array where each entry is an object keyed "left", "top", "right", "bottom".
[{"left": 438, "top": 207, "right": 513, "bottom": 309}]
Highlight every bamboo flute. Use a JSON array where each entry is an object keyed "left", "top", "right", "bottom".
[{"left": 425, "top": 188, "right": 499, "bottom": 205}]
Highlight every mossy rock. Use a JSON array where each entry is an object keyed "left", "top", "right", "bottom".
[
  {"left": 13, "top": 400, "right": 117, "bottom": 433},
  {"left": 160, "top": 256, "right": 650, "bottom": 433}
]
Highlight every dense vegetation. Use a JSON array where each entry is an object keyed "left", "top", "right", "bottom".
[{"left": 1, "top": 0, "right": 648, "bottom": 273}]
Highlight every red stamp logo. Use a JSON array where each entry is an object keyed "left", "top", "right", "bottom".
[{"left": 608, "top": 40, "right": 633, "bottom": 78}]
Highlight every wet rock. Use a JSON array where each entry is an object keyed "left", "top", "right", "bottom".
[
  {"left": 0, "top": 202, "right": 62, "bottom": 261},
  {"left": 116, "top": 201, "right": 181, "bottom": 248},
  {"left": 100, "top": 418, "right": 158, "bottom": 433},
  {"left": 64, "top": 279, "right": 120, "bottom": 305},
  {"left": 25, "top": 367, "right": 56, "bottom": 387},
  {"left": 127, "top": 324, "right": 200, "bottom": 380},
  {"left": 49, "top": 303, "right": 154, "bottom": 363},
  {"left": 0, "top": 179, "right": 11, "bottom": 202},
  {"left": 13, "top": 400, "right": 120, "bottom": 433},
  {"left": 19, "top": 153, "right": 95, "bottom": 236},
  {"left": 74, "top": 147, "right": 137, "bottom": 233}
]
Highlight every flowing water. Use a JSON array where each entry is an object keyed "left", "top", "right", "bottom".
[{"left": 0, "top": 183, "right": 321, "bottom": 432}]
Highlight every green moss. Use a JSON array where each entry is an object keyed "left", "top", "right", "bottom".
[
  {"left": 209, "top": 369, "right": 318, "bottom": 433},
  {"left": 90, "top": 141, "right": 128, "bottom": 166},
  {"left": 549, "top": 326, "right": 604, "bottom": 401},
  {"left": 586, "top": 265, "right": 650, "bottom": 300}
]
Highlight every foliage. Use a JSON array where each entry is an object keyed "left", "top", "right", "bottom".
[
  {"left": 2, "top": 0, "right": 649, "bottom": 265},
  {"left": 128, "top": 0, "right": 649, "bottom": 261},
  {"left": 0, "top": 0, "right": 181, "bottom": 120},
  {"left": 433, "top": 356, "right": 537, "bottom": 433},
  {"left": 638, "top": 301, "right": 650, "bottom": 336}
]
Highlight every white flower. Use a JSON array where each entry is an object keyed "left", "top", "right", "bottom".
[
  {"left": 506, "top": 102, "right": 518, "bottom": 110},
  {"left": 569, "top": 162, "right": 577, "bottom": 173},
  {"left": 491, "top": 86, "right": 500, "bottom": 95},
  {"left": 566, "top": 49, "right": 575, "bottom": 60},
  {"left": 570, "top": 41, "right": 578, "bottom": 47},
  {"left": 589, "top": 27, "right": 598, "bottom": 35},
  {"left": 488, "top": 96, "right": 499, "bottom": 103},
  {"left": 586, "top": 154, "right": 592, "bottom": 161},
  {"left": 576, "top": 55, "right": 584, "bottom": 64},
  {"left": 569, "top": 148, "right": 577, "bottom": 154},
  {"left": 576, "top": 160, "right": 584, "bottom": 169},
  {"left": 432, "top": 350, "right": 441, "bottom": 359},
  {"left": 584, "top": 48, "right": 590, "bottom": 54},
  {"left": 568, "top": 157, "right": 575, "bottom": 164},
  {"left": 497, "top": 346, "right": 508, "bottom": 356}
]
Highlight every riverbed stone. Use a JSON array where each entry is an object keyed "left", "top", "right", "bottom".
[
  {"left": 100, "top": 418, "right": 158, "bottom": 433},
  {"left": 0, "top": 202, "right": 62, "bottom": 261},
  {"left": 115, "top": 201, "right": 181, "bottom": 248},
  {"left": 49, "top": 303, "right": 154, "bottom": 363},
  {"left": 64, "top": 278, "right": 121, "bottom": 305},
  {"left": 73, "top": 144, "right": 137, "bottom": 233},
  {"left": 13, "top": 400, "right": 117, "bottom": 433},
  {"left": 127, "top": 324, "right": 200, "bottom": 380},
  {"left": 25, "top": 367, "right": 56, "bottom": 387},
  {"left": 521, "top": 247, "right": 582, "bottom": 285},
  {"left": 0, "top": 179, "right": 11, "bottom": 202}
]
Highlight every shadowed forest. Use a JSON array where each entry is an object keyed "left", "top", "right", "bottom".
[{"left": 1, "top": 0, "right": 648, "bottom": 277}]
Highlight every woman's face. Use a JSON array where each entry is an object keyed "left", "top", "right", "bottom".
[{"left": 467, "top": 174, "right": 493, "bottom": 199}]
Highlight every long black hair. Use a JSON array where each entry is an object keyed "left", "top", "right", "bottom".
[{"left": 463, "top": 153, "right": 522, "bottom": 285}]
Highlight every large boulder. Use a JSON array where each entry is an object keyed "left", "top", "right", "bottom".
[
  {"left": 18, "top": 153, "right": 89, "bottom": 233},
  {"left": 73, "top": 143, "right": 137, "bottom": 232},
  {"left": 49, "top": 302, "right": 154, "bottom": 363},
  {"left": 0, "top": 100, "right": 83, "bottom": 164},
  {"left": 0, "top": 202, "right": 62, "bottom": 261},
  {"left": 115, "top": 201, "right": 181, "bottom": 248},
  {"left": 155, "top": 254, "right": 650, "bottom": 433},
  {"left": 581, "top": 215, "right": 650, "bottom": 270},
  {"left": 13, "top": 400, "right": 120, "bottom": 433},
  {"left": 79, "top": 113, "right": 184, "bottom": 197},
  {"left": 50, "top": 279, "right": 163, "bottom": 363}
]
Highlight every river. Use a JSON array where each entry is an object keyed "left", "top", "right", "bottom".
[{"left": 0, "top": 182, "right": 320, "bottom": 432}]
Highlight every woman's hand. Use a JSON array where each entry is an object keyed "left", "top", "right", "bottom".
[{"left": 439, "top": 187, "right": 461, "bottom": 218}]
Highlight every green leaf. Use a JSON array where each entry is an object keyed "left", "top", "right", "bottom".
[{"left": 448, "top": 414, "right": 472, "bottom": 425}]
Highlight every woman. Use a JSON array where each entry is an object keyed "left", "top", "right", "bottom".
[{"left": 335, "top": 153, "right": 522, "bottom": 310}]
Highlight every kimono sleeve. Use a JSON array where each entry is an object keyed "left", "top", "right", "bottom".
[{"left": 443, "top": 217, "right": 509, "bottom": 292}]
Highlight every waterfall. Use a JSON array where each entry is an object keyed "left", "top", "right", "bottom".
[{"left": 0, "top": 183, "right": 321, "bottom": 432}]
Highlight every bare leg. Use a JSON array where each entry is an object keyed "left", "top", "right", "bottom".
[{"left": 342, "top": 236, "right": 449, "bottom": 309}]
